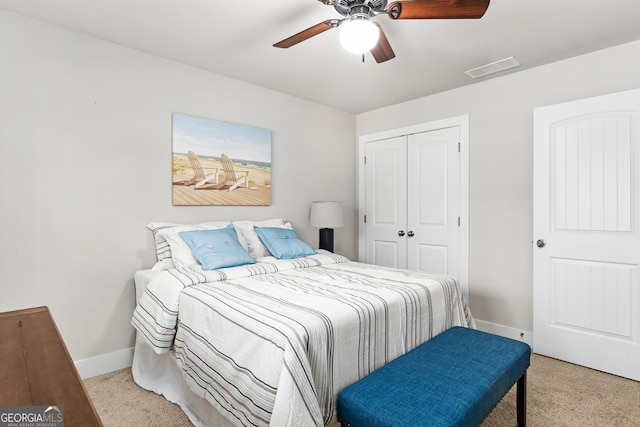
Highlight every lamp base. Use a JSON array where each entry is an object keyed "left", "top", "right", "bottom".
[{"left": 318, "top": 228, "right": 334, "bottom": 253}]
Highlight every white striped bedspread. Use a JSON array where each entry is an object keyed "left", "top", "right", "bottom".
[{"left": 132, "top": 252, "right": 474, "bottom": 427}]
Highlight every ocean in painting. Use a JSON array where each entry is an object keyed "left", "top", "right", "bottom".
[{"left": 176, "top": 152, "right": 271, "bottom": 171}]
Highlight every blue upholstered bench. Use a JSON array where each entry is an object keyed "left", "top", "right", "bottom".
[{"left": 337, "top": 326, "right": 531, "bottom": 427}]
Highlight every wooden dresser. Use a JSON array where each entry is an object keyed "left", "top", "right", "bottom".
[{"left": 0, "top": 306, "right": 103, "bottom": 426}]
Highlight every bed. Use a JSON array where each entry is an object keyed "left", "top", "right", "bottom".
[{"left": 131, "top": 219, "right": 475, "bottom": 427}]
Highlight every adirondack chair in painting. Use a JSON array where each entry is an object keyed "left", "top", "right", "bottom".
[
  {"left": 174, "top": 151, "right": 219, "bottom": 188},
  {"left": 219, "top": 153, "right": 249, "bottom": 192}
]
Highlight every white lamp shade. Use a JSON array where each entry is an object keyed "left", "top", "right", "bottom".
[
  {"left": 310, "top": 201, "right": 344, "bottom": 228},
  {"left": 339, "top": 19, "right": 379, "bottom": 54}
]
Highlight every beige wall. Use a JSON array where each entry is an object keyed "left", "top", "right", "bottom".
[
  {"left": 0, "top": 9, "right": 356, "bottom": 366},
  {"left": 356, "top": 40, "right": 640, "bottom": 332}
]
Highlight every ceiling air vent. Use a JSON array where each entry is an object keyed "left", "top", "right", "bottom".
[{"left": 464, "top": 57, "right": 520, "bottom": 79}]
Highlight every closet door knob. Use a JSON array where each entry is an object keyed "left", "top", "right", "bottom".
[
  {"left": 407, "top": 231, "right": 415, "bottom": 237},
  {"left": 536, "top": 239, "right": 546, "bottom": 248},
  {"left": 398, "top": 230, "right": 405, "bottom": 237}
]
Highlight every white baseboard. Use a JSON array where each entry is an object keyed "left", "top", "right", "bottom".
[
  {"left": 474, "top": 319, "right": 533, "bottom": 348},
  {"left": 75, "top": 347, "right": 134, "bottom": 379}
]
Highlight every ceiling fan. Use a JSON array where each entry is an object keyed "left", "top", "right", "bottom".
[{"left": 274, "top": 0, "right": 490, "bottom": 63}]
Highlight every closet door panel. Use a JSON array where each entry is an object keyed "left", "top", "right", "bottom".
[
  {"left": 364, "top": 136, "right": 408, "bottom": 268},
  {"left": 407, "top": 127, "right": 460, "bottom": 276}
]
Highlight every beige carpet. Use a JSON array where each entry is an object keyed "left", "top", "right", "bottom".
[{"left": 84, "top": 353, "right": 640, "bottom": 426}]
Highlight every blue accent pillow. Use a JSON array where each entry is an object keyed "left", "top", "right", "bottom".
[
  {"left": 254, "top": 226, "right": 317, "bottom": 259},
  {"left": 179, "top": 227, "right": 255, "bottom": 270}
]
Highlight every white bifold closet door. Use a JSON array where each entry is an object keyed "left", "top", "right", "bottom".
[{"left": 364, "top": 126, "right": 460, "bottom": 279}]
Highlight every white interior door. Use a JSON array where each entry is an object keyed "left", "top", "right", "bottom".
[
  {"left": 407, "top": 127, "right": 460, "bottom": 276},
  {"left": 364, "top": 136, "right": 407, "bottom": 268},
  {"left": 533, "top": 88, "right": 640, "bottom": 381}
]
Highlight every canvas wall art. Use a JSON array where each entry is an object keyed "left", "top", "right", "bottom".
[{"left": 172, "top": 113, "right": 272, "bottom": 206}]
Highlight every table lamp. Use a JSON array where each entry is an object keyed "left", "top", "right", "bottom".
[{"left": 309, "top": 201, "right": 343, "bottom": 252}]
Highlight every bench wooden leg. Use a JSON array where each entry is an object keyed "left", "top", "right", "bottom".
[{"left": 517, "top": 371, "right": 527, "bottom": 427}]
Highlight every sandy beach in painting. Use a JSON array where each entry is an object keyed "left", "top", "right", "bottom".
[{"left": 172, "top": 153, "right": 272, "bottom": 206}]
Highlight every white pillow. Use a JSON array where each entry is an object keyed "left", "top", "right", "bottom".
[
  {"left": 147, "top": 221, "right": 231, "bottom": 261},
  {"left": 156, "top": 224, "right": 228, "bottom": 268},
  {"left": 232, "top": 219, "right": 292, "bottom": 258},
  {"left": 151, "top": 258, "right": 175, "bottom": 271}
]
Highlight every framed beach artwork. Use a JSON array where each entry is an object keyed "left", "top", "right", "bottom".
[{"left": 172, "top": 113, "right": 272, "bottom": 206}]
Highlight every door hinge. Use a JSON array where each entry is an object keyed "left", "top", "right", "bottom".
[
  {"left": 364, "top": 156, "right": 367, "bottom": 165},
  {"left": 364, "top": 214, "right": 367, "bottom": 223},
  {"left": 458, "top": 142, "right": 461, "bottom": 153},
  {"left": 458, "top": 216, "right": 461, "bottom": 227}
]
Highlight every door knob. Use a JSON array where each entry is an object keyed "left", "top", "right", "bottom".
[
  {"left": 407, "top": 231, "right": 415, "bottom": 237},
  {"left": 536, "top": 239, "right": 546, "bottom": 248},
  {"left": 398, "top": 230, "right": 405, "bottom": 237}
]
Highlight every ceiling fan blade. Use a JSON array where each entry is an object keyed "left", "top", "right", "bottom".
[
  {"left": 370, "top": 23, "right": 396, "bottom": 63},
  {"left": 273, "top": 20, "right": 337, "bottom": 48},
  {"left": 387, "top": 0, "right": 490, "bottom": 20}
]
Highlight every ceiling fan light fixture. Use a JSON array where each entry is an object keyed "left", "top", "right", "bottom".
[{"left": 339, "top": 18, "right": 379, "bottom": 54}]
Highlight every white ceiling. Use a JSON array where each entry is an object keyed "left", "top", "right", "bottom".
[{"left": 2, "top": 0, "right": 640, "bottom": 114}]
